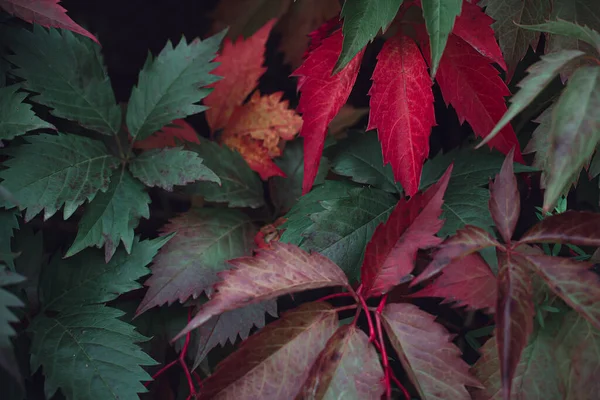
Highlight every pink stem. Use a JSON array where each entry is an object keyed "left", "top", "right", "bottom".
[
  {"left": 317, "top": 292, "right": 354, "bottom": 303},
  {"left": 357, "top": 292, "right": 377, "bottom": 341},
  {"left": 375, "top": 295, "right": 391, "bottom": 398},
  {"left": 390, "top": 374, "right": 411, "bottom": 400},
  {"left": 334, "top": 304, "right": 358, "bottom": 313},
  {"left": 145, "top": 359, "right": 178, "bottom": 386}
]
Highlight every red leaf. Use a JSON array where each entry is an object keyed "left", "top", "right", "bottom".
[
  {"left": 421, "top": 32, "right": 524, "bottom": 162},
  {"left": 519, "top": 211, "right": 600, "bottom": 247},
  {"left": 0, "top": 0, "right": 99, "bottom": 44},
  {"left": 410, "top": 253, "right": 496, "bottom": 312},
  {"left": 496, "top": 250, "right": 534, "bottom": 400},
  {"left": 198, "top": 302, "right": 338, "bottom": 399},
  {"left": 381, "top": 303, "right": 482, "bottom": 399},
  {"left": 133, "top": 119, "right": 200, "bottom": 150},
  {"left": 489, "top": 148, "right": 520, "bottom": 243},
  {"left": 204, "top": 19, "right": 276, "bottom": 131},
  {"left": 360, "top": 165, "right": 452, "bottom": 298},
  {"left": 368, "top": 34, "right": 436, "bottom": 196},
  {"left": 173, "top": 242, "right": 351, "bottom": 340},
  {"left": 452, "top": 0, "right": 507, "bottom": 71},
  {"left": 412, "top": 225, "right": 500, "bottom": 286},
  {"left": 222, "top": 134, "right": 286, "bottom": 180},
  {"left": 293, "top": 28, "right": 364, "bottom": 194},
  {"left": 297, "top": 325, "right": 385, "bottom": 399}
]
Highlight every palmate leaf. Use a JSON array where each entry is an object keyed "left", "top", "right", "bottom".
[
  {"left": 297, "top": 325, "right": 385, "bottom": 399},
  {"left": 489, "top": 149, "right": 519, "bottom": 243},
  {"left": 29, "top": 305, "right": 156, "bottom": 400},
  {"left": 0, "top": 267, "right": 25, "bottom": 379},
  {"left": 381, "top": 303, "right": 481, "bottom": 399},
  {"left": 335, "top": 0, "right": 403, "bottom": 72},
  {"left": 197, "top": 302, "right": 338, "bottom": 399},
  {"left": 186, "top": 140, "right": 265, "bottom": 208},
  {"left": 519, "top": 210, "right": 600, "bottom": 247},
  {"left": 0, "top": 84, "right": 54, "bottom": 141},
  {"left": 136, "top": 209, "right": 255, "bottom": 315},
  {"left": 420, "top": 0, "right": 462, "bottom": 78},
  {"left": 128, "top": 147, "right": 219, "bottom": 191},
  {"left": 126, "top": 31, "right": 223, "bottom": 143},
  {"left": 175, "top": 242, "right": 351, "bottom": 340},
  {"left": 0, "top": 133, "right": 118, "bottom": 221},
  {"left": 6, "top": 26, "right": 120, "bottom": 135},
  {"left": 66, "top": 170, "right": 150, "bottom": 262}
]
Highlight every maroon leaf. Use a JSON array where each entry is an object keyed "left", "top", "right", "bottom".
[
  {"left": 410, "top": 253, "right": 496, "bottom": 313},
  {"left": 522, "top": 254, "right": 600, "bottom": 330},
  {"left": 197, "top": 302, "right": 338, "bottom": 399},
  {"left": 296, "top": 325, "right": 385, "bottom": 399},
  {"left": 412, "top": 225, "right": 500, "bottom": 286},
  {"left": 489, "top": 148, "right": 519, "bottom": 243},
  {"left": 360, "top": 165, "right": 452, "bottom": 298},
  {"left": 518, "top": 211, "right": 600, "bottom": 247},
  {"left": 174, "top": 242, "right": 351, "bottom": 340},
  {"left": 381, "top": 303, "right": 481, "bottom": 399},
  {"left": 496, "top": 250, "right": 535, "bottom": 400}
]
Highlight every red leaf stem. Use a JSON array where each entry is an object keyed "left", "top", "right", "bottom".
[{"left": 316, "top": 292, "right": 355, "bottom": 303}]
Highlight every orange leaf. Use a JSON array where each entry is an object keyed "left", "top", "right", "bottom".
[
  {"left": 133, "top": 119, "right": 200, "bottom": 150},
  {"left": 222, "top": 134, "right": 285, "bottom": 180}
]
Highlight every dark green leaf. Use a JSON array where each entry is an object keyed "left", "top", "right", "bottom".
[
  {"left": 0, "top": 267, "right": 25, "bottom": 380},
  {"left": 524, "top": 105, "right": 554, "bottom": 188},
  {"left": 0, "top": 84, "right": 54, "bottom": 141},
  {"left": 421, "top": 0, "right": 462, "bottom": 78},
  {"left": 521, "top": 19, "right": 600, "bottom": 54},
  {"left": 0, "top": 210, "right": 19, "bottom": 269}
]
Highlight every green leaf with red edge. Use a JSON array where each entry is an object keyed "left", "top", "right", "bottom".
[
  {"left": 489, "top": 148, "right": 519, "bottom": 244},
  {"left": 174, "top": 242, "right": 351, "bottom": 340},
  {"left": 368, "top": 33, "right": 436, "bottom": 196},
  {"left": 133, "top": 119, "right": 200, "bottom": 150},
  {"left": 521, "top": 254, "right": 600, "bottom": 330},
  {"left": 204, "top": 19, "right": 276, "bottom": 132},
  {"left": 197, "top": 302, "right": 338, "bottom": 399},
  {"left": 451, "top": 0, "right": 506, "bottom": 70},
  {"left": 136, "top": 209, "right": 256, "bottom": 316},
  {"left": 410, "top": 253, "right": 496, "bottom": 313},
  {"left": 360, "top": 165, "right": 452, "bottom": 298},
  {"left": 518, "top": 211, "right": 600, "bottom": 247},
  {"left": 297, "top": 324, "right": 385, "bottom": 399},
  {"left": 381, "top": 303, "right": 481, "bottom": 399},
  {"left": 412, "top": 225, "right": 500, "bottom": 286},
  {"left": 496, "top": 250, "right": 535, "bottom": 400},
  {"left": 293, "top": 27, "right": 364, "bottom": 194},
  {"left": 420, "top": 0, "right": 462, "bottom": 78},
  {"left": 0, "top": 0, "right": 99, "bottom": 44}
]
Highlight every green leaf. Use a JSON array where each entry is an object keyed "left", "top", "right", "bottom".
[
  {"left": 6, "top": 26, "right": 121, "bottom": 135},
  {"left": 0, "top": 210, "right": 19, "bottom": 269},
  {"left": 66, "top": 170, "right": 150, "bottom": 261},
  {"left": 521, "top": 19, "right": 600, "bottom": 54},
  {"left": 41, "top": 236, "right": 171, "bottom": 312},
  {"left": 126, "top": 32, "right": 224, "bottom": 142},
  {"left": 0, "top": 133, "right": 118, "bottom": 221},
  {"left": 0, "top": 84, "right": 54, "bottom": 141},
  {"left": 29, "top": 305, "right": 156, "bottom": 400},
  {"left": 421, "top": 0, "right": 462, "bottom": 78},
  {"left": 0, "top": 267, "right": 25, "bottom": 379},
  {"left": 524, "top": 105, "right": 554, "bottom": 188},
  {"left": 185, "top": 140, "right": 264, "bottom": 208},
  {"left": 335, "top": 0, "right": 403, "bottom": 72},
  {"left": 136, "top": 208, "right": 255, "bottom": 315},
  {"left": 128, "top": 147, "right": 219, "bottom": 191},
  {"left": 270, "top": 139, "right": 330, "bottom": 213},
  {"left": 546, "top": 0, "right": 600, "bottom": 60},
  {"left": 329, "top": 130, "right": 402, "bottom": 194},
  {"left": 543, "top": 65, "right": 600, "bottom": 210}
]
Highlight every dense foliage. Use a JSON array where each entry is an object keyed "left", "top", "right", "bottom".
[{"left": 1, "top": 0, "right": 599, "bottom": 399}]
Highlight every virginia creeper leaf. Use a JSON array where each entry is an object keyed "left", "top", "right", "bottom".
[
  {"left": 0, "top": 84, "right": 54, "bottom": 141},
  {"left": 128, "top": 147, "right": 219, "bottom": 191},
  {"left": 411, "top": 253, "right": 496, "bottom": 313},
  {"left": 489, "top": 149, "right": 519, "bottom": 243},
  {"left": 136, "top": 209, "right": 255, "bottom": 315},
  {"left": 0, "top": 0, "right": 98, "bottom": 43},
  {"left": 381, "top": 303, "right": 481, "bottom": 399},
  {"left": 521, "top": 19, "right": 600, "bottom": 55},
  {"left": 66, "top": 170, "right": 150, "bottom": 262},
  {"left": 519, "top": 211, "right": 600, "bottom": 247},
  {"left": 0, "top": 133, "right": 118, "bottom": 221},
  {"left": 126, "top": 32, "right": 223, "bottom": 142},
  {"left": 420, "top": 0, "right": 462, "bottom": 78},
  {"left": 543, "top": 65, "right": 600, "bottom": 211},
  {"left": 186, "top": 140, "right": 265, "bottom": 208},
  {"left": 293, "top": 28, "right": 364, "bottom": 194},
  {"left": 0, "top": 267, "right": 25, "bottom": 379},
  {"left": 496, "top": 251, "right": 535, "bottom": 400},
  {"left": 29, "top": 305, "right": 155, "bottom": 400},
  {"left": 197, "top": 302, "right": 337, "bottom": 399},
  {"left": 360, "top": 165, "right": 452, "bottom": 298},
  {"left": 335, "top": 0, "right": 403, "bottom": 72},
  {"left": 42, "top": 236, "right": 171, "bottom": 312},
  {"left": 222, "top": 133, "right": 285, "bottom": 180},
  {"left": 368, "top": 34, "right": 435, "bottom": 196},
  {"left": 133, "top": 119, "right": 200, "bottom": 150},
  {"left": 204, "top": 20, "right": 276, "bottom": 131},
  {"left": 6, "top": 26, "right": 120, "bottom": 135},
  {"left": 175, "top": 242, "right": 350, "bottom": 340},
  {"left": 297, "top": 325, "right": 385, "bottom": 399}
]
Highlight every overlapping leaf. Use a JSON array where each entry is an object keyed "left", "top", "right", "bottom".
[
  {"left": 222, "top": 133, "right": 285, "bottom": 180},
  {"left": 519, "top": 210, "right": 600, "bottom": 247},
  {"left": 0, "top": 84, "right": 54, "bottom": 141},
  {"left": 420, "top": 0, "right": 462, "bottom": 78},
  {"left": 0, "top": 133, "right": 118, "bottom": 221},
  {"left": 523, "top": 19, "right": 600, "bottom": 55},
  {"left": 489, "top": 149, "right": 519, "bottom": 243},
  {"left": 0, "top": 267, "right": 25, "bottom": 379},
  {"left": 0, "top": 210, "right": 19, "bottom": 269},
  {"left": 523, "top": 105, "right": 554, "bottom": 188},
  {"left": 133, "top": 119, "right": 200, "bottom": 150}
]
